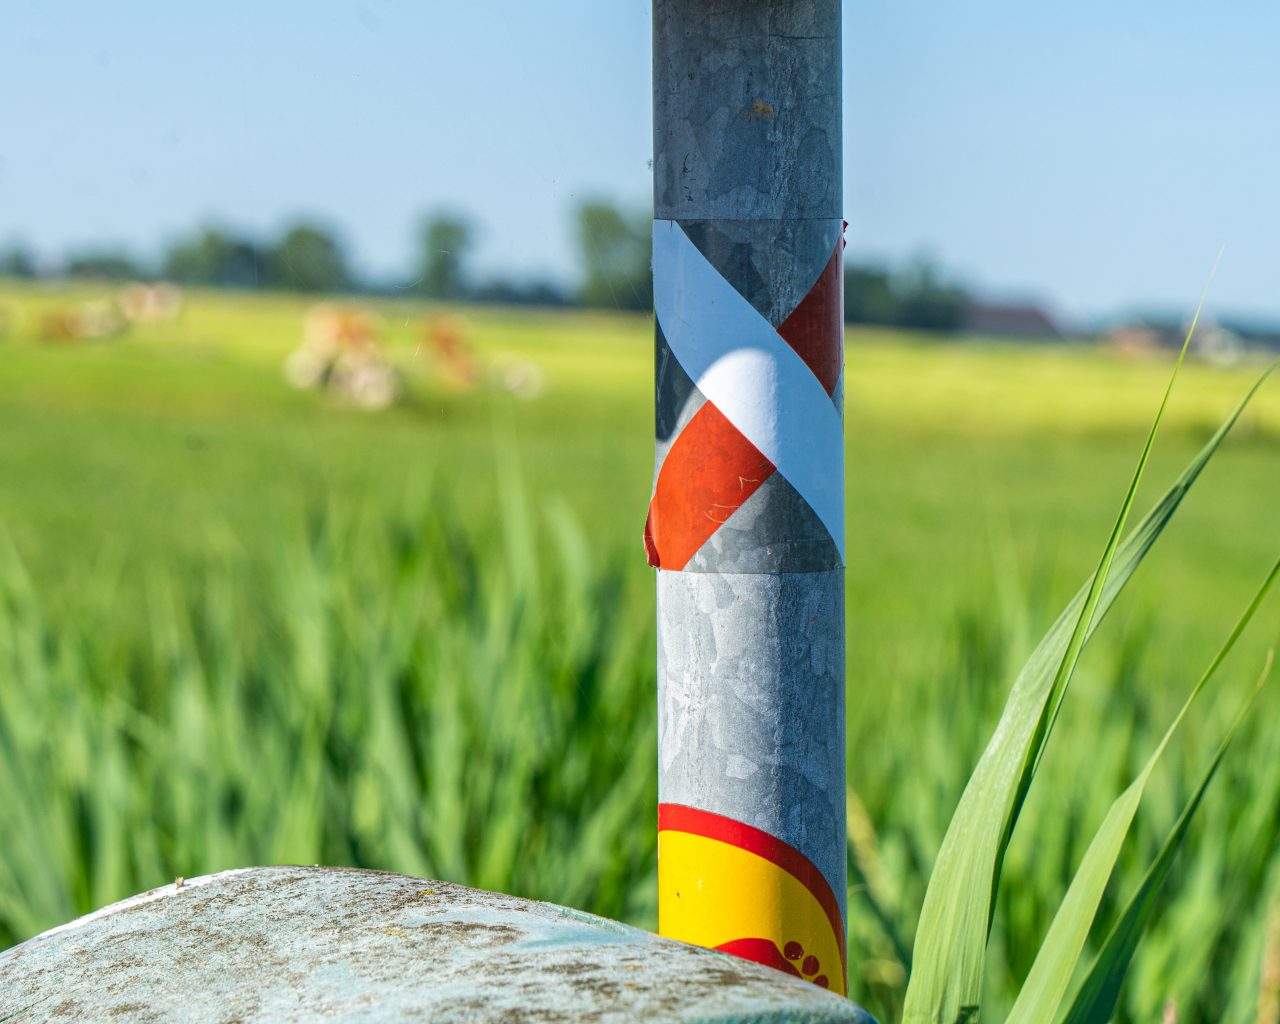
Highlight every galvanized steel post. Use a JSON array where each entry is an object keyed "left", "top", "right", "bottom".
[{"left": 649, "top": 0, "right": 847, "bottom": 997}]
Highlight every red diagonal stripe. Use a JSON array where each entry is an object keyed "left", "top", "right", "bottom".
[
  {"left": 777, "top": 240, "right": 843, "bottom": 395},
  {"left": 647, "top": 230, "right": 842, "bottom": 567},
  {"left": 645, "top": 402, "right": 775, "bottom": 570}
]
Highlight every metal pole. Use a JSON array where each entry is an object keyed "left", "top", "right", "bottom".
[{"left": 649, "top": 0, "right": 847, "bottom": 998}]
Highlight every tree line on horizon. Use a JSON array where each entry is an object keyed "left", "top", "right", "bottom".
[{"left": 0, "top": 202, "right": 971, "bottom": 331}]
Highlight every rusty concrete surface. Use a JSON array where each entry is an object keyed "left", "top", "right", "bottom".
[{"left": 0, "top": 866, "right": 873, "bottom": 1022}]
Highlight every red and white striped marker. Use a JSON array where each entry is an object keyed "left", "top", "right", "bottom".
[{"left": 646, "top": 219, "right": 844, "bottom": 572}]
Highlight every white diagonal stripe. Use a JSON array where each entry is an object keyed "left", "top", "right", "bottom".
[{"left": 653, "top": 219, "right": 845, "bottom": 558}]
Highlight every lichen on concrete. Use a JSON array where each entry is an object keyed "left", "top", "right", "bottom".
[{"left": 0, "top": 866, "right": 872, "bottom": 1023}]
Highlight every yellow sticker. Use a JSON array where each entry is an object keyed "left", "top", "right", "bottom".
[{"left": 658, "top": 805, "right": 846, "bottom": 996}]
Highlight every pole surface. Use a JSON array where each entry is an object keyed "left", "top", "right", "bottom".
[{"left": 649, "top": 0, "right": 847, "bottom": 997}]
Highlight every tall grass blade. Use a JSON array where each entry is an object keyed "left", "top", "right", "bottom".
[
  {"left": 848, "top": 787, "right": 914, "bottom": 972},
  {"left": 1005, "top": 565, "right": 1280, "bottom": 1024},
  {"left": 1009, "top": 258, "right": 1223, "bottom": 866},
  {"left": 902, "top": 309, "right": 1264, "bottom": 1024},
  {"left": 1059, "top": 663, "right": 1271, "bottom": 1024}
]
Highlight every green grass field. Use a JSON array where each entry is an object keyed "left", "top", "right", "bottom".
[{"left": 2, "top": 281, "right": 1279, "bottom": 1022}]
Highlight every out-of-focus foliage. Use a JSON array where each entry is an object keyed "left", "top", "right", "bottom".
[
  {"left": 0, "top": 492, "right": 658, "bottom": 944},
  {"left": 64, "top": 248, "right": 146, "bottom": 283},
  {"left": 264, "top": 221, "right": 352, "bottom": 294},
  {"left": 470, "top": 277, "right": 570, "bottom": 308},
  {"left": 0, "top": 242, "right": 36, "bottom": 279},
  {"left": 845, "top": 258, "right": 970, "bottom": 332},
  {"left": 163, "top": 226, "right": 266, "bottom": 289},
  {"left": 12, "top": 204, "right": 990, "bottom": 332},
  {"left": 1, "top": 283, "right": 1280, "bottom": 1023},
  {"left": 414, "top": 212, "right": 474, "bottom": 299},
  {"left": 575, "top": 200, "right": 652, "bottom": 311}
]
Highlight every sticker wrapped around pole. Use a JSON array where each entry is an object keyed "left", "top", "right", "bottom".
[
  {"left": 646, "top": 218, "right": 845, "bottom": 574},
  {"left": 650, "top": 0, "right": 848, "bottom": 1000}
]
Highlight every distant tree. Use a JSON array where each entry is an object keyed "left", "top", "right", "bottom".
[
  {"left": 844, "top": 264, "right": 897, "bottom": 325},
  {"left": 471, "top": 277, "right": 569, "bottom": 307},
  {"left": 163, "top": 226, "right": 265, "bottom": 288},
  {"left": 264, "top": 221, "right": 351, "bottom": 293},
  {"left": 843, "top": 256, "right": 969, "bottom": 332},
  {"left": 893, "top": 259, "right": 969, "bottom": 332},
  {"left": 0, "top": 242, "right": 37, "bottom": 278},
  {"left": 415, "top": 213, "right": 473, "bottom": 299},
  {"left": 576, "top": 201, "right": 651, "bottom": 311},
  {"left": 64, "top": 249, "right": 145, "bottom": 282}
]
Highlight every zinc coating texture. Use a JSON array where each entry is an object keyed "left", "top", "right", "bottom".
[
  {"left": 0, "top": 866, "right": 874, "bottom": 1023},
  {"left": 651, "top": 0, "right": 849, "bottom": 999}
]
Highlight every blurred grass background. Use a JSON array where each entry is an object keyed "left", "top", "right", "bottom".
[{"left": 2, "top": 281, "right": 1279, "bottom": 1022}]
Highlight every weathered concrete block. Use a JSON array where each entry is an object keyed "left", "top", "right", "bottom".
[{"left": 0, "top": 866, "right": 873, "bottom": 1022}]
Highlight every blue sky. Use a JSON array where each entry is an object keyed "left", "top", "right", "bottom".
[{"left": 1, "top": 0, "right": 1276, "bottom": 321}]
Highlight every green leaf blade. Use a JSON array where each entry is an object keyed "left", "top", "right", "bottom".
[
  {"left": 1004, "top": 564, "right": 1279, "bottom": 1024},
  {"left": 902, "top": 355, "right": 1274, "bottom": 1024},
  {"left": 1060, "top": 675, "right": 1268, "bottom": 1024}
]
